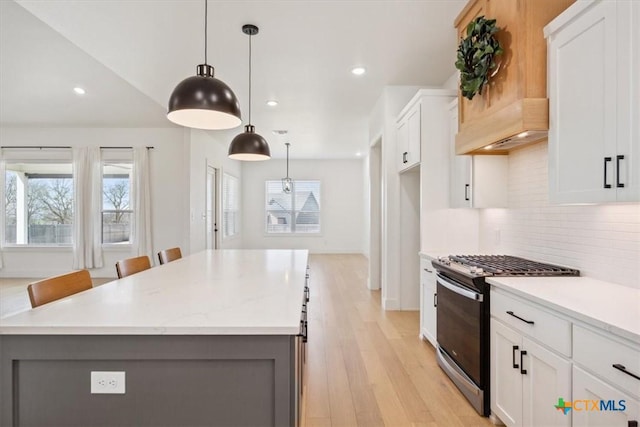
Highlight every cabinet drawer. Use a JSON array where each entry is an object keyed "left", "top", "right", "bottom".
[
  {"left": 420, "top": 258, "right": 435, "bottom": 282},
  {"left": 491, "top": 290, "right": 571, "bottom": 356},
  {"left": 574, "top": 325, "right": 640, "bottom": 399}
]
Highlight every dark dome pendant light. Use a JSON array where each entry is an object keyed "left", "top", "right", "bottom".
[
  {"left": 228, "top": 24, "right": 271, "bottom": 161},
  {"left": 167, "top": 0, "right": 242, "bottom": 130}
]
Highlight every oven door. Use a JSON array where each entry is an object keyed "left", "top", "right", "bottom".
[{"left": 436, "top": 273, "right": 483, "bottom": 387}]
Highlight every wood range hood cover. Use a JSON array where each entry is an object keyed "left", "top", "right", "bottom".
[{"left": 454, "top": 0, "right": 574, "bottom": 155}]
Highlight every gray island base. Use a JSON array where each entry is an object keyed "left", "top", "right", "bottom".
[
  {"left": 1, "top": 334, "right": 297, "bottom": 426},
  {"left": 0, "top": 249, "right": 309, "bottom": 426}
]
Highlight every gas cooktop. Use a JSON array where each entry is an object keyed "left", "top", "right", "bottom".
[{"left": 434, "top": 255, "right": 580, "bottom": 277}]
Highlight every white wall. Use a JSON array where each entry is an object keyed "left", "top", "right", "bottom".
[
  {"left": 479, "top": 141, "right": 640, "bottom": 289},
  {"left": 368, "top": 85, "right": 425, "bottom": 309},
  {"left": 241, "top": 159, "right": 365, "bottom": 253},
  {"left": 0, "top": 127, "right": 187, "bottom": 278},
  {"left": 187, "top": 130, "right": 243, "bottom": 253}
]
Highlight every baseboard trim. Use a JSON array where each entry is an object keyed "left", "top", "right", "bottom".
[{"left": 382, "top": 297, "right": 400, "bottom": 310}]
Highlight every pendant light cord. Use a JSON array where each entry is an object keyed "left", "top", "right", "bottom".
[
  {"left": 286, "top": 143, "right": 290, "bottom": 177},
  {"left": 248, "top": 31, "right": 252, "bottom": 124},
  {"left": 204, "top": 0, "right": 208, "bottom": 64}
]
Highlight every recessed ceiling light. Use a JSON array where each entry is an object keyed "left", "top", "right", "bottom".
[
  {"left": 266, "top": 100, "right": 279, "bottom": 107},
  {"left": 517, "top": 131, "right": 529, "bottom": 138},
  {"left": 484, "top": 144, "right": 493, "bottom": 150},
  {"left": 73, "top": 87, "right": 86, "bottom": 95},
  {"left": 351, "top": 67, "right": 366, "bottom": 76},
  {"left": 356, "top": 152, "right": 362, "bottom": 157}
]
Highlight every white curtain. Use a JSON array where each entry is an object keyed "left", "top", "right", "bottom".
[
  {"left": 0, "top": 153, "right": 5, "bottom": 269},
  {"left": 72, "top": 147, "right": 103, "bottom": 269},
  {"left": 132, "top": 147, "right": 152, "bottom": 261}
]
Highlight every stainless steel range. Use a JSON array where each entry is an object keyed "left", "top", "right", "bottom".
[{"left": 431, "top": 255, "right": 579, "bottom": 416}]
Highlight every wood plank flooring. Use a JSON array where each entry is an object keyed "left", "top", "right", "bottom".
[{"left": 303, "top": 254, "right": 493, "bottom": 427}]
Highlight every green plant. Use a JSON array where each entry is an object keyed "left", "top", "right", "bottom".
[{"left": 455, "top": 16, "right": 504, "bottom": 100}]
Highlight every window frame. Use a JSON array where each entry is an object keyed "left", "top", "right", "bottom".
[
  {"left": 264, "top": 179, "right": 322, "bottom": 236},
  {"left": 101, "top": 153, "right": 134, "bottom": 248},
  {"left": 3, "top": 158, "right": 75, "bottom": 248},
  {"left": 222, "top": 172, "right": 240, "bottom": 240}
]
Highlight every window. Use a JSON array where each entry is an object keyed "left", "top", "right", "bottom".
[
  {"left": 4, "top": 162, "right": 74, "bottom": 245},
  {"left": 222, "top": 173, "right": 239, "bottom": 238},
  {"left": 265, "top": 180, "right": 320, "bottom": 234},
  {"left": 102, "top": 161, "right": 133, "bottom": 244}
]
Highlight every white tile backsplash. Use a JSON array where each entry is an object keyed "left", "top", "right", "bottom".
[{"left": 479, "top": 141, "right": 640, "bottom": 289}]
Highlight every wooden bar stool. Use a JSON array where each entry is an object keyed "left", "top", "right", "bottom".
[
  {"left": 158, "top": 247, "right": 182, "bottom": 265},
  {"left": 115, "top": 255, "right": 151, "bottom": 279},
  {"left": 27, "top": 269, "right": 93, "bottom": 308}
]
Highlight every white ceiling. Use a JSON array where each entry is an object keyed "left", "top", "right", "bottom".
[{"left": 2, "top": 0, "right": 465, "bottom": 159}]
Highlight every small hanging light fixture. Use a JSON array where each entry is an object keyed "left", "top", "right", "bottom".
[
  {"left": 282, "top": 142, "right": 292, "bottom": 193},
  {"left": 228, "top": 24, "right": 271, "bottom": 161},
  {"left": 167, "top": 0, "right": 242, "bottom": 130}
]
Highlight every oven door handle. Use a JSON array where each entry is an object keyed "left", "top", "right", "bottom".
[{"left": 436, "top": 274, "right": 483, "bottom": 302}]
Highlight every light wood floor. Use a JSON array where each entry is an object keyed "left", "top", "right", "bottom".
[{"left": 302, "top": 254, "right": 493, "bottom": 427}]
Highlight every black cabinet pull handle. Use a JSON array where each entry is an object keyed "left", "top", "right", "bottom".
[
  {"left": 424, "top": 268, "right": 433, "bottom": 273},
  {"left": 616, "top": 155, "right": 625, "bottom": 188},
  {"left": 464, "top": 184, "right": 470, "bottom": 201},
  {"left": 433, "top": 293, "right": 437, "bottom": 307},
  {"left": 506, "top": 311, "right": 535, "bottom": 325},
  {"left": 403, "top": 152, "right": 408, "bottom": 163},
  {"left": 520, "top": 350, "right": 527, "bottom": 375},
  {"left": 298, "top": 320, "right": 308, "bottom": 343},
  {"left": 512, "top": 345, "right": 519, "bottom": 369},
  {"left": 613, "top": 364, "right": 640, "bottom": 381},
  {"left": 628, "top": 421, "right": 638, "bottom": 427},
  {"left": 604, "top": 157, "right": 612, "bottom": 188}
]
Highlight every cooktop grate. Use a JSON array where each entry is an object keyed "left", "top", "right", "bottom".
[{"left": 448, "top": 255, "right": 580, "bottom": 276}]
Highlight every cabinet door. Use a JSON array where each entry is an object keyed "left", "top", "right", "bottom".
[
  {"left": 573, "top": 366, "right": 640, "bottom": 427},
  {"left": 421, "top": 263, "right": 437, "bottom": 347},
  {"left": 405, "top": 103, "right": 421, "bottom": 170},
  {"left": 548, "top": 0, "right": 618, "bottom": 204},
  {"left": 397, "top": 118, "right": 409, "bottom": 171},
  {"left": 521, "top": 337, "right": 572, "bottom": 427},
  {"left": 617, "top": 0, "right": 639, "bottom": 202},
  {"left": 449, "top": 99, "right": 472, "bottom": 208},
  {"left": 491, "top": 319, "right": 523, "bottom": 427}
]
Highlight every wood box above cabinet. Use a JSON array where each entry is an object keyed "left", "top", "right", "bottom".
[{"left": 454, "top": 0, "right": 574, "bottom": 155}]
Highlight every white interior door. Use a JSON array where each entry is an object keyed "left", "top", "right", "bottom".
[{"left": 206, "top": 166, "right": 219, "bottom": 250}]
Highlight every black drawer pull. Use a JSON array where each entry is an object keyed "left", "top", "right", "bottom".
[
  {"left": 512, "top": 345, "right": 519, "bottom": 369},
  {"left": 520, "top": 350, "right": 527, "bottom": 375},
  {"left": 604, "top": 157, "right": 612, "bottom": 188},
  {"left": 403, "top": 152, "right": 408, "bottom": 164},
  {"left": 464, "top": 184, "right": 470, "bottom": 201},
  {"left": 613, "top": 364, "right": 640, "bottom": 381},
  {"left": 506, "top": 311, "right": 535, "bottom": 325},
  {"left": 617, "top": 155, "right": 625, "bottom": 188},
  {"left": 433, "top": 293, "right": 437, "bottom": 308}
]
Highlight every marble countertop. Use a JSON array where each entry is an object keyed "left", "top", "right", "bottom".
[
  {"left": 0, "top": 249, "right": 309, "bottom": 335},
  {"left": 487, "top": 276, "right": 640, "bottom": 344}
]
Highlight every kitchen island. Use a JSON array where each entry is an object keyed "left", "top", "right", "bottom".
[{"left": 0, "top": 249, "right": 309, "bottom": 426}]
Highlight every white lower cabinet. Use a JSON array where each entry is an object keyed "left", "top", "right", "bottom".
[
  {"left": 572, "top": 366, "right": 640, "bottom": 427},
  {"left": 419, "top": 256, "right": 437, "bottom": 347},
  {"left": 491, "top": 318, "right": 571, "bottom": 427},
  {"left": 491, "top": 287, "right": 640, "bottom": 427},
  {"left": 492, "top": 319, "right": 523, "bottom": 426},
  {"left": 522, "top": 337, "right": 572, "bottom": 427}
]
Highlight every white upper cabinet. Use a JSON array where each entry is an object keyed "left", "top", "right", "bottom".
[
  {"left": 546, "top": 0, "right": 640, "bottom": 203},
  {"left": 397, "top": 100, "right": 421, "bottom": 172},
  {"left": 448, "top": 99, "right": 508, "bottom": 208}
]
